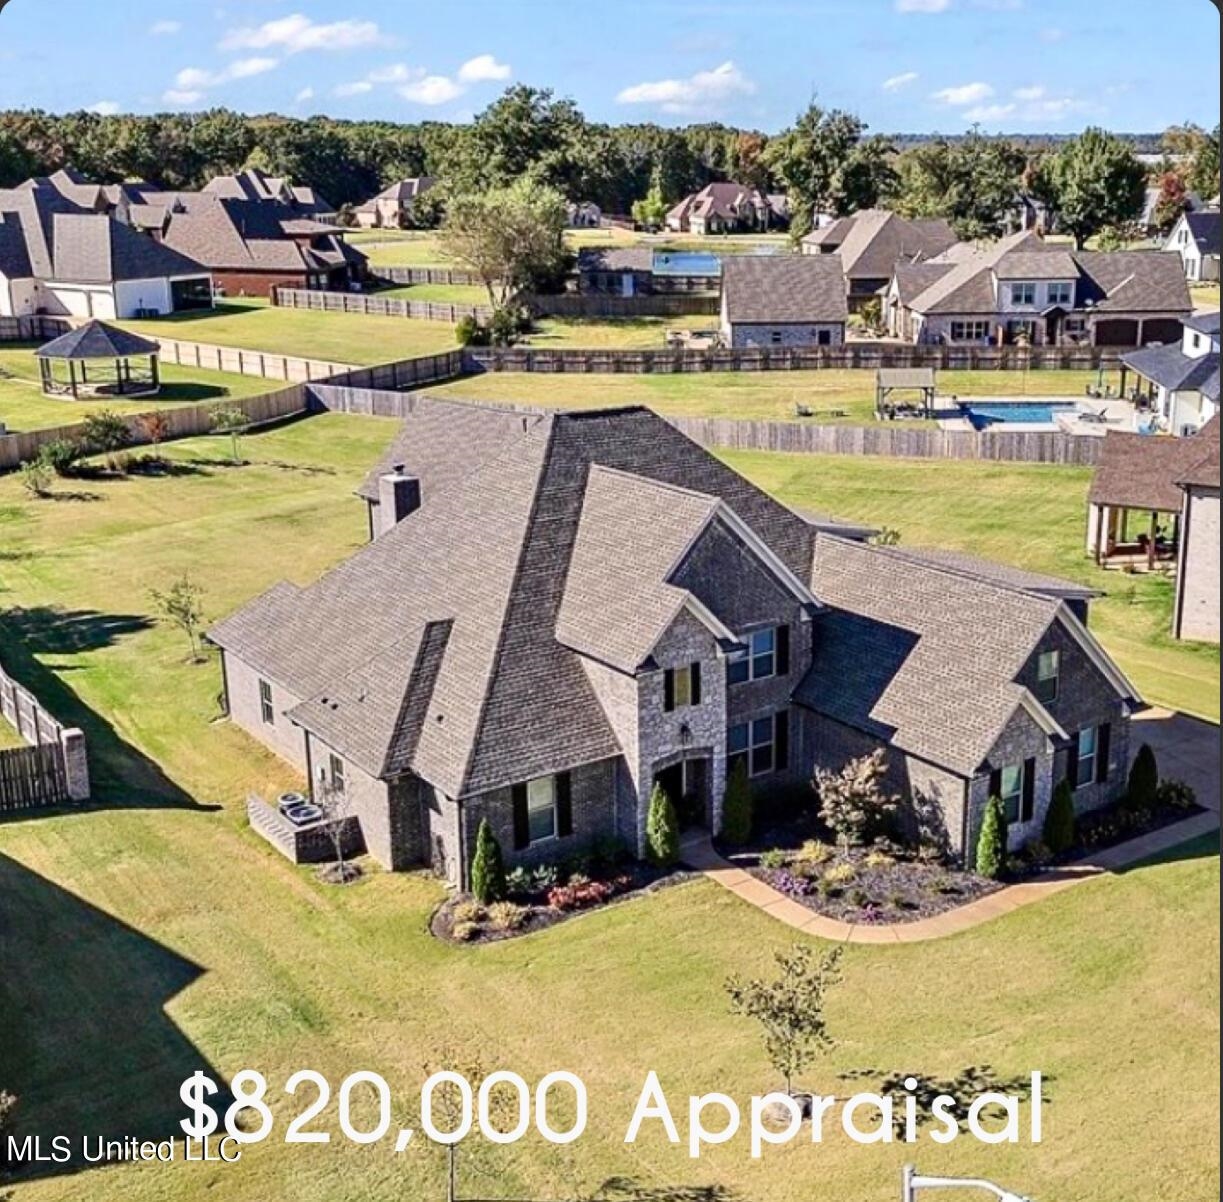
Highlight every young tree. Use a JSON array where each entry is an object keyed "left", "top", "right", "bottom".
[
  {"left": 813, "top": 748, "right": 898, "bottom": 850},
  {"left": 149, "top": 574, "right": 206, "bottom": 662},
  {"left": 138, "top": 410, "right": 171, "bottom": 454},
  {"left": 210, "top": 406, "right": 250, "bottom": 464},
  {"left": 1152, "top": 171, "right": 1191, "bottom": 234},
  {"left": 726, "top": 944, "right": 844, "bottom": 1095},
  {"left": 721, "top": 759, "right": 754, "bottom": 846},
  {"left": 82, "top": 408, "right": 131, "bottom": 472},
  {"left": 975, "top": 795, "right": 1008, "bottom": 880},
  {"left": 439, "top": 178, "right": 570, "bottom": 307},
  {"left": 645, "top": 782, "right": 680, "bottom": 868},
  {"left": 1126, "top": 743, "right": 1159, "bottom": 813},
  {"left": 1044, "top": 779, "right": 1076, "bottom": 855},
  {"left": 314, "top": 774, "right": 357, "bottom": 884},
  {"left": 764, "top": 103, "right": 866, "bottom": 236},
  {"left": 1188, "top": 124, "right": 1221, "bottom": 200},
  {"left": 470, "top": 819, "right": 506, "bottom": 904},
  {"left": 1045, "top": 128, "right": 1146, "bottom": 249},
  {"left": 19, "top": 457, "right": 53, "bottom": 499},
  {"left": 631, "top": 168, "right": 668, "bottom": 231}
]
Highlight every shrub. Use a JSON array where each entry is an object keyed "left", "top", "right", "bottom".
[
  {"left": 796, "top": 839, "right": 833, "bottom": 867},
  {"left": 975, "top": 795, "right": 1008, "bottom": 880},
  {"left": 530, "top": 863, "right": 558, "bottom": 892},
  {"left": 1021, "top": 838, "right": 1053, "bottom": 869},
  {"left": 720, "top": 759, "right": 753, "bottom": 845},
  {"left": 645, "top": 782, "right": 680, "bottom": 869},
  {"left": 20, "top": 458, "right": 53, "bottom": 498},
  {"left": 452, "top": 921, "right": 480, "bottom": 942},
  {"left": 487, "top": 901, "right": 528, "bottom": 932},
  {"left": 453, "top": 900, "right": 485, "bottom": 925},
  {"left": 814, "top": 749, "right": 899, "bottom": 849},
  {"left": 1156, "top": 779, "right": 1197, "bottom": 811},
  {"left": 1043, "top": 779, "right": 1076, "bottom": 855},
  {"left": 505, "top": 867, "right": 533, "bottom": 898},
  {"left": 773, "top": 870, "right": 810, "bottom": 897},
  {"left": 848, "top": 887, "right": 870, "bottom": 908},
  {"left": 816, "top": 877, "right": 840, "bottom": 898},
  {"left": 470, "top": 819, "right": 506, "bottom": 904},
  {"left": 823, "top": 862, "right": 856, "bottom": 886},
  {"left": 1126, "top": 743, "right": 1158, "bottom": 813},
  {"left": 39, "top": 437, "right": 81, "bottom": 475},
  {"left": 759, "top": 848, "right": 789, "bottom": 870},
  {"left": 488, "top": 306, "right": 520, "bottom": 347},
  {"left": 547, "top": 878, "right": 615, "bottom": 911},
  {"left": 454, "top": 314, "right": 482, "bottom": 346},
  {"left": 81, "top": 409, "right": 131, "bottom": 468},
  {"left": 863, "top": 850, "right": 894, "bottom": 869}
]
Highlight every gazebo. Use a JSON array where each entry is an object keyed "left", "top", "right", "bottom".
[
  {"left": 876, "top": 367, "right": 937, "bottom": 420},
  {"left": 35, "top": 320, "right": 162, "bottom": 399}
]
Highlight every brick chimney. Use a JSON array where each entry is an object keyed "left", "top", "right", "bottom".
[{"left": 376, "top": 465, "right": 422, "bottom": 536}]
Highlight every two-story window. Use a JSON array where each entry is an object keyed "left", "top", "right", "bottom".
[
  {"left": 258, "top": 678, "right": 275, "bottom": 725},
  {"left": 512, "top": 772, "right": 574, "bottom": 848},
  {"left": 727, "top": 625, "right": 790, "bottom": 685},
  {"left": 1047, "top": 282, "right": 1073, "bottom": 306},
  {"left": 1069, "top": 723, "right": 1111, "bottom": 790},
  {"left": 1034, "top": 649, "right": 1060, "bottom": 704},
  {"left": 728, "top": 710, "right": 790, "bottom": 778},
  {"left": 664, "top": 663, "right": 702, "bottom": 712},
  {"left": 1010, "top": 282, "right": 1036, "bottom": 306}
]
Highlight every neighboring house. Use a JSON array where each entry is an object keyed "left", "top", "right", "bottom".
[
  {"left": 353, "top": 178, "right": 436, "bottom": 229},
  {"left": 566, "top": 201, "right": 602, "bottom": 229},
  {"left": 1141, "top": 186, "right": 1204, "bottom": 236},
  {"left": 211, "top": 399, "right": 1139, "bottom": 885},
  {"left": 202, "top": 167, "right": 337, "bottom": 222},
  {"left": 801, "top": 209, "right": 957, "bottom": 312},
  {"left": 1006, "top": 193, "right": 1056, "bottom": 236},
  {"left": 719, "top": 256, "right": 848, "bottom": 349},
  {"left": 665, "top": 183, "right": 775, "bottom": 235},
  {"left": 1165, "top": 210, "right": 1221, "bottom": 282},
  {"left": 1120, "top": 312, "right": 1220, "bottom": 436},
  {"left": 886, "top": 230, "right": 1192, "bottom": 348},
  {"left": 0, "top": 181, "right": 211, "bottom": 318},
  {"left": 575, "top": 247, "right": 657, "bottom": 296},
  {"left": 1087, "top": 417, "right": 1219, "bottom": 644}
]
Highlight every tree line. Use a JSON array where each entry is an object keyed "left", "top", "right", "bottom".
[{"left": 0, "top": 89, "right": 1217, "bottom": 246}]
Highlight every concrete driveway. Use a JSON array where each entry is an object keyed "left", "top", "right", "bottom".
[{"left": 1131, "top": 707, "right": 1220, "bottom": 812}]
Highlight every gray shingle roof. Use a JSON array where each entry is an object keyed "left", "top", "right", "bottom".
[
  {"left": 34, "top": 319, "right": 161, "bottom": 361},
  {"left": 802, "top": 210, "right": 957, "bottom": 280},
  {"left": 1088, "top": 425, "right": 1219, "bottom": 511},
  {"left": 1184, "top": 211, "right": 1221, "bottom": 256},
  {"left": 1122, "top": 341, "right": 1219, "bottom": 401},
  {"left": 576, "top": 247, "right": 654, "bottom": 274},
  {"left": 796, "top": 535, "right": 1132, "bottom": 777},
  {"left": 722, "top": 255, "right": 848, "bottom": 324}
]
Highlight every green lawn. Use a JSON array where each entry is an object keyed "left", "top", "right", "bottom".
[
  {"left": 0, "top": 719, "right": 25, "bottom": 749},
  {"left": 1190, "top": 281, "right": 1220, "bottom": 311},
  {"left": 120, "top": 300, "right": 458, "bottom": 366},
  {"left": 0, "top": 419, "right": 1216, "bottom": 1202},
  {"left": 353, "top": 231, "right": 454, "bottom": 267},
  {"left": 722, "top": 451, "right": 1220, "bottom": 721},
  {"left": 0, "top": 345, "right": 274, "bottom": 433},
  {"left": 374, "top": 282, "right": 492, "bottom": 305},
  {"left": 426, "top": 367, "right": 1120, "bottom": 425},
  {"left": 529, "top": 315, "right": 723, "bottom": 349}
]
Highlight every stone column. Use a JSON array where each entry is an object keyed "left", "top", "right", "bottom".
[{"left": 61, "top": 727, "right": 90, "bottom": 802}]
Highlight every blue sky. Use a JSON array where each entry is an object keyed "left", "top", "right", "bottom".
[{"left": 0, "top": 0, "right": 1218, "bottom": 133}]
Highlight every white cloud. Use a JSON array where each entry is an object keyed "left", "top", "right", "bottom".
[
  {"left": 295, "top": 87, "right": 315, "bottom": 103},
  {"left": 174, "top": 67, "right": 215, "bottom": 90},
  {"left": 228, "top": 56, "right": 278, "bottom": 79},
  {"left": 932, "top": 81, "right": 995, "bottom": 106},
  {"left": 334, "top": 80, "right": 374, "bottom": 97},
  {"left": 163, "top": 89, "right": 205, "bottom": 106},
  {"left": 86, "top": 100, "right": 120, "bottom": 115},
  {"left": 167, "top": 56, "right": 278, "bottom": 104},
  {"left": 896, "top": 0, "right": 952, "bottom": 12},
  {"left": 964, "top": 88, "right": 1086, "bottom": 125},
  {"left": 222, "top": 14, "right": 384, "bottom": 55},
  {"left": 882, "top": 71, "right": 919, "bottom": 92},
  {"left": 399, "top": 75, "right": 465, "bottom": 106},
  {"left": 963, "top": 103, "right": 1017, "bottom": 122},
  {"left": 457, "top": 54, "right": 511, "bottom": 84},
  {"left": 150, "top": 20, "right": 182, "bottom": 36},
  {"left": 616, "top": 60, "right": 755, "bottom": 114},
  {"left": 368, "top": 63, "right": 414, "bottom": 84},
  {"left": 1013, "top": 85, "right": 1045, "bottom": 101}
]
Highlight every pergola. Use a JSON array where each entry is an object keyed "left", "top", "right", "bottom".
[
  {"left": 35, "top": 320, "right": 161, "bottom": 399},
  {"left": 876, "top": 367, "right": 937, "bottom": 420}
]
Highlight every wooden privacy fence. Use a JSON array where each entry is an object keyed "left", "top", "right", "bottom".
[
  {"left": 465, "top": 344, "right": 1124, "bottom": 375},
  {"left": 0, "top": 314, "right": 70, "bottom": 342},
  {"left": 151, "top": 334, "right": 356, "bottom": 381},
  {"left": 525, "top": 292, "right": 719, "bottom": 319},
  {"left": 308, "top": 382, "right": 549, "bottom": 421},
  {"left": 274, "top": 286, "right": 492, "bottom": 325},
  {"left": 371, "top": 266, "right": 485, "bottom": 287},
  {"left": 0, "top": 659, "right": 89, "bottom": 810},
  {"left": 666, "top": 416, "right": 1107, "bottom": 466}
]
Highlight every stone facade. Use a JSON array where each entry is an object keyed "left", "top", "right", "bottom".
[
  {"left": 1175, "top": 487, "right": 1220, "bottom": 643},
  {"left": 724, "top": 321, "right": 844, "bottom": 350}
]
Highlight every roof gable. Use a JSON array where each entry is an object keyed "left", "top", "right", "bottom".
[{"left": 722, "top": 255, "right": 848, "bottom": 324}]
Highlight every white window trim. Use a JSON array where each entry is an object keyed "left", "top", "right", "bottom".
[
  {"left": 1075, "top": 726, "right": 1098, "bottom": 789},
  {"left": 1000, "top": 763, "right": 1025, "bottom": 824},
  {"left": 728, "top": 627, "right": 777, "bottom": 684},
  {"left": 526, "top": 775, "right": 558, "bottom": 845},
  {"left": 728, "top": 713, "right": 781, "bottom": 779}
]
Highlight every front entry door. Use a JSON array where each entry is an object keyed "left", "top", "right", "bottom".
[{"left": 655, "top": 758, "right": 710, "bottom": 829}]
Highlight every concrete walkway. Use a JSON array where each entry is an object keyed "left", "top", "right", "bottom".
[{"left": 681, "top": 809, "right": 1219, "bottom": 945}]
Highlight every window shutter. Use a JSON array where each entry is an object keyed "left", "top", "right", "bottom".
[
  {"left": 1021, "top": 757, "right": 1036, "bottom": 822},
  {"left": 776, "top": 624, "right": 791, "bottom": 675},
  {"left": 1096, "top": 723, "right": 1111, "bottom": 783},
  {"left": 512, "top": 783, "right": 529, "bottom": 850},
  {"left": 775, "top": 710, "right": 790, "bottom": 770},
  {"left": 988, "top": 767, "right": 1002, "bottom": 799},
  {"left": 556, "top": 771, "right": 573, "bottom": 838},
  {"left": 690, "top": 661, "right": 702, "bottom": 705},
  {"left": 1066, "top": 737, "right": 1080, "bottom": 789},
  {"left": 663, "top": 669, "right": 675, "bottom": 713}
]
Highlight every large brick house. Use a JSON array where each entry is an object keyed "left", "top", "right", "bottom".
[
  {"left": 886, "top": 231, "right": 1192, "bottom": 347},
  {"left": 211, "top": 401, "right": 1140, "bottom": 885}
]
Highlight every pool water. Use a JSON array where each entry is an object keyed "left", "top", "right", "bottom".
[
  {"left": 653, "top": 251, "right": 722, "bottom": 276},
  {"left": 962, "top": 402, "right": 1077, "bottom": 431}
]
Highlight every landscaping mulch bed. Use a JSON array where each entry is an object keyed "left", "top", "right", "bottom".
[{"left": 431, "top": 862, "right": 696, "bottom": 946}]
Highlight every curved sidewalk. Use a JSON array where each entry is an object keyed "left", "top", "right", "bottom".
[{"left": 681, "top": 810, "right": 1219, "bottom": 945}]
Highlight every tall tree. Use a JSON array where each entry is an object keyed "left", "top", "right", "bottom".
[
  {"left": 1045, "top": 127, "right": 1146, "bottom": 249},
  {"left": 1152, "top": 171, "right": 1191, "bottom": 234},
  {"left": 1189, "top": 124, "right": 1221, "bottom": 199},
  {"left": 764, "top": 103, "right": 865, "bottom": 236},
  {"left": 834, "top": 135, "right": 899, "bottom": 214}
]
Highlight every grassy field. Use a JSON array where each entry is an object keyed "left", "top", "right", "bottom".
[
  {"left": 0, "top": 416, "right": 1216, "bottom": 1202},
  {"left": 426, "top": 367, "right": 1120, "bottom": 424},
  {"left": 374, "top": 282, "right": 492, "bottom": 305},
  {"left": 0, "top": 345, "right": 274, "bottom": 433},
  {"left": 722, "top": 451, "right": 1220, "bottom": 721},
  {"left": 528, "top": 315, "right": 723, "bottom": 349},
  {"left": 120, "top": 300, "right": 458, "bottom": 366},
  {"left": 1190, "top": 281, "right": 1220, "bottom": 311}
]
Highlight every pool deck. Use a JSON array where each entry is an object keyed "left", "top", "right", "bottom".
[{"left": 936, "top": 395, "right": 1138, "bottom": 435}]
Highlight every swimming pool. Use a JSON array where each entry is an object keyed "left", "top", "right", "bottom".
[
  {"left": 653, "top": 251, "right": 722, "bottom": 275},
  {"left": 961, "top": 402, "right": 1078, "bottom": 431}
]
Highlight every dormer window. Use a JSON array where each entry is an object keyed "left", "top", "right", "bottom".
[{"left": 1011, "top": 283, "right": 1036, "bottom": 306}]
